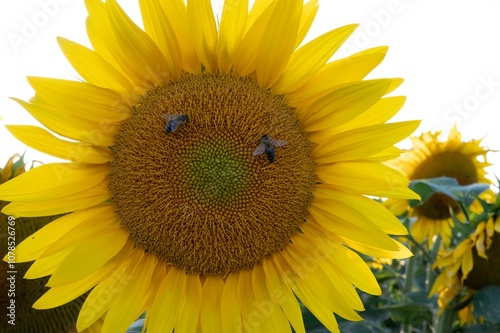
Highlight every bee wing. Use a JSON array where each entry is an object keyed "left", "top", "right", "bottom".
[
  {"left": 169, "top": 119, "right": 184, "bottom": 132},
  {"left": 164, "top": 114, "right": 181, "bottom": 120},
  {"left": 270, "top": 139, "right": 287, "bottom": 147},
  {"left": 253, "top": 143, "right": 266, "bottom": 156}
]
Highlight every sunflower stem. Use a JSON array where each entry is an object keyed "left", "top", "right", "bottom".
[
  {"left": 403, "top": 234, "right": 434, "bottom": 265},
  {"left": 402, "top": 243, "right": 417, "bottom": 333},
  {"left": 426, "top": 235, "right": 441, "bottom": 292},
  {"left": 435, "top": 299, "right": 458, "bottom": 333},
  {"left": 403, "top": 244, "right": 416, "bottom": 294}
]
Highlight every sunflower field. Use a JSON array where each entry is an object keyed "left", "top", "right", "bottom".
[{"left": 1, "top": 1, "right": 500, "bottom": 332}]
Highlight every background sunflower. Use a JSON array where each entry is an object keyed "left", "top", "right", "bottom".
[
  {"left": 431, "top": 215, "right": 500, "bottom": 327},
  {"left": 385, "top": 126, "right": 492, "bottom": 247},
  {"left": 0, "top": 154, "right": 103, "bottom": 332}
]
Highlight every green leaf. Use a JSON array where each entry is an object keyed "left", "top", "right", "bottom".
[
  {"left": 473, "top": 285, "right": 500, "bottom": 323},
  {"left": 383, "top": 304, "right": 433, "bottom": 325},
  {"left": 462, "top": 322, "right": 500, "bottom": 333},
  {"left": 409, "top": 177, "right": 489, "bottom": 209},
  {"left": 13, "top": 150, "right": 26, "bottom": 171},
  {"left": 126, "top": 319, "right": 145, "bottom": 333}
]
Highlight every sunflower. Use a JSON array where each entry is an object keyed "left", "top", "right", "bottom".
[
  {"left": 0, "top": 154, "right": 103, "bottom": 332},
  {"left": 430, "top": 216, "right": 500, "bottom": 326},
  {"left": 385, "top": 126, "right": 491, "bottom": 246},
  {"left": 0, "top": 0, "right": 419, "bottom": 332}
]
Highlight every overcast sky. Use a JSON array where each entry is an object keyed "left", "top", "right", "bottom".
[{"left": 1, "top": 0, "right": 500, "bottom": 179}]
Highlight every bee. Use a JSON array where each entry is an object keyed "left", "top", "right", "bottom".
[
  {"left": 253, "top": 135, "right": 287, "bottom": 163},
  {"left": 162, "top": 114, "right": 188, "bottom": 134}
]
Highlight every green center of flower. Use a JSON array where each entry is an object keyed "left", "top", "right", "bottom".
[
  {"left": 183, "top": 140, "right": 250, "bottom": 207},
  {"left": 109, "top": 73, "right": 315, "bottom": 277},
  {"left": 411, "top": 151, "right": 478, "bottom": 220}
]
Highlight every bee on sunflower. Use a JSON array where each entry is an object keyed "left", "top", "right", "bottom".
[{"left": 0, "top": 0, "right": 420, "bottom": 332}]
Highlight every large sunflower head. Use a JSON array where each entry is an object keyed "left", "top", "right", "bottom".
[
  {"left": 0, "top": 154, "right": 103, "bottom": 332},
  {"left": 385, "top": 126, "right": 491, "bottom": 246},
  {"left": 0, "top": 0, "right": 419, "bottom": 331},
  {"left": 430, "top": 215, "right": 500, "bottom": 326}
]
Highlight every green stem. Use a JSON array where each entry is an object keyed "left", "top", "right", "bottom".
[
  {"left": 435, "top": 301, "right": 457, "bottom": 333},
  {"left": 401, "top": 243, "right": 417, "bottom": 333},
  {"left": 403, "top": 234, "right": 434, "bottom": 264},
  {"left": 403, "top": 244, "right": 417, "bottom": 294},
  {"left": 426, "top": 235, "right": 441, "bottom": 292}
]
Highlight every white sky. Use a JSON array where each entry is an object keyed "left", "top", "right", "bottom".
[{"left": 1, "top": 0, "right": 500, "bottom": 179}]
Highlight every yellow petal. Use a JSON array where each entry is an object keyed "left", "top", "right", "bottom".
[
  {"left": 256, "top": 0, "right": 302, "bottom": 88},
  {"left": 315, "top": 185, "right": 410, "bottom": 234},
  {"left": 57, "top": 37, "right": 135, "bottom": 98},
  {"left": 33, "top": 261, "right": 112, "bottom": 309},
  {"left": 273, "top": 24, "right": 358, "bottom": 94},
  {"left": 106, "top": 0, "right": 170, "bottom": 85},
  {"left": 139, "top": 0, "right": 183, "bottom": 79},
  {"left": 263, "top": 259, "right": 305, "bottom": 333},
  {"left": 237, "top": 269, "right": 264, "bottom": 333},
  {"left": 48, "top": 226, "right": 128, "bottom": 286},
  {"left": 286, "top": 46, "right": 388, "bottom": 107},
  {"left": 285, "top": 239, "right": 365, "bottom": 316},
  {"left": 187, "top": 0, "right": 218, "bottom": 72},
  {"left": 294, "top": 0, "right": 319, "bottom": 49},
  {"left": 309, "top": 199, "right": 401, "bottom": 251},
  {"left": 245, "top": 0, "right": 273, "bottom": 32},
  {"left": 313, "top": 96, "right": 406, "bottom": 139},
  {"left": 102, "top": 252, "right": 156, "bottom": 333},
  {"left": 24, "top": 246, "right": 74, "bottom": 279},
  {"left": 460, "top": 248, "right": 474, "bottom": 281},
  {"left": 158, "top": 0, "right": 200, "bottom": 73},
  {"left": 217, "top": 0, "right": 248, "bottom": 72},
  {"left": 0, "top": 163, "right": 107, "bottom": 202},
  {"left": 252, "top": 264, "right": 292, "bottom": 333},
  {"left": 11, "top": 97, "right": 117, "bottom": 146},
  {"left": 274, "top": 252, "right": 340, "bottom": 332},
  {"left": 220, "top": 272, "right": 242, "bottom": 333},
  {"left": 176, "top": 274, "right": 203, "bottom": 332},
  {"left": 148, "top": 267, "right": 186, "bottom": 332},
  {"left": 313, "top": 121, "right": 421, "bottom": 163},
  {"left": 384, "top": 198, "right": 410, "bottom": 217},
  {"left": 486, "top": 218, "right": 495, "bottom": 238},
  {"left": 301, "top": 79, "right": 391, "bottom": 131},
  {"left": 1, "top": 153, "right": 23, "bottom": 184},
  {"left": 475, "top": 231, "right": 487, "bottom": 259},
  {"left": 76, "top": 245, "right": 137, "bottom": 331},
  {"left": 7, "top": 125, "right": 111, "bottom": 164},
  {"left": 40, "top": 207, "right": 118, "bottom": 259},
  {"left": 341, "top": 236, "right": 412, "bottom": 259},
  {"left": 2, "top": 181, "right": 110, "bottom": 217},
  {"left": 232, "top": 0, "right": 277, "bottom": 76},
  {"left": 11, "top": 204, "right": 114, "bottom": 262},
  {"left": 27, "top": 76, "right": 130, "bottom": 123},
  {"left": 316, "top": 162, "right": 419, "bottom": 200},
  {"left": 84, "top": 0, "right": 121, "bottom": 72},
  {"left": 300, "top": 223, "right": 381, "bottom": 295},
  {"left": 200, "top": 276, "right": 224, "bottom": 333}
]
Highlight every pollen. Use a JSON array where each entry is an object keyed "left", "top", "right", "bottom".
[{"left": 109, "top": 73, "right": 316, "bottom": 276}]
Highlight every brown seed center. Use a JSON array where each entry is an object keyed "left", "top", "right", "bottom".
[
  {"left": 411, "top": 151, "right": 478, "bottom": 220},
  {"left": 108, "top": 73, "right": 316, "bottom": 276}
]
